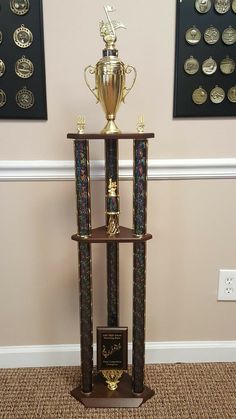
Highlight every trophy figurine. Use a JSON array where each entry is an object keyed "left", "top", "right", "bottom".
[{"left": 84, "top": 5, "right": 137, "bottom": 134}]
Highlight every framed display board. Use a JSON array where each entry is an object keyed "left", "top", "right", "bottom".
[
  {"left": 174, "top": 0, "right": 236, "bottom": 117},
  {"left": 0, "top": 0, "right": 47, "bottom": 119}
]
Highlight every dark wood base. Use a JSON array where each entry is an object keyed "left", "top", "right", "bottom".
[{"left": 70, "top": 372, "right": 155, "bottom": 408}]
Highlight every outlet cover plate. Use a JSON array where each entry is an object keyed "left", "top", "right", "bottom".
[{"left": 218, "top": 270, "right": 236, "bottom": 301}]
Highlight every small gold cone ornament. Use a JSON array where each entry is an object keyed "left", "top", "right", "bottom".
[{"left": 84, "top": 5, "right": 137, "bottom": 134}]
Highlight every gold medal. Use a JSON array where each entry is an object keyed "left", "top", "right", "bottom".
[
  {"left": 185, "top": 26, "right": 201, "bottom": 45},
  {"left": 232, "top": 0, "right": 236, "bottom": 13},
  {"left": 204, "top": 26, "right": 220, "bottom": 45},
  {"left": 0, "top": 59, "right": 5, "bottom": 77},
  {"left": 13, "top": 25, "right": 33, "bottom": 48},
  {"left": 220, "top": 57, "right": 235, "bottom": 74},
  {"left": 0, "top": 89, "right": 7, "bottom": 107},
  {"left": 16, "top": 87, "right": 34, "bottom": 109},
  {"left": 10, "top": 0, "right": 29, "bottom": 15},
  {"left": 202, "top": 57, "right": 217, "bottom": 75},
  {"left": 15, "top": 56, "right": 34, "bottom": 78},
  {"left": 214, "top": 0, "right": 230, "bottom": 13},
  {"left": 184, "top": 56, "right": 199, "bottom": 75},
  {"left": 0, "top": 31, "right": 3, "bottom": 45},
  {"left": 192, "top": 86, "right": 208, "bottom": 105},
  {"left": 195, "top": 0, "right": 211, "bottom": 13},
  {"left": 222, "top": 26, "right": 236, "bottom": 45},
  {"left": 227, "top": 86, "right": 236, "bottom": 103},
  {"left": 210, "top": 86, "right": 225, "bottom": 104}
]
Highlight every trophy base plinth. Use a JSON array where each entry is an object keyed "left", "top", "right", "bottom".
[
  {"left": 101, "top": 120, "right": 121, "bottom": 135},
  {"left": 70, "top": 372, "right": 155, "bottom": 408}
]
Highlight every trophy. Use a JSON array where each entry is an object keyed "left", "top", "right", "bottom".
[{"left": 84, "top": 5, "right": 137, "bottom": 134}]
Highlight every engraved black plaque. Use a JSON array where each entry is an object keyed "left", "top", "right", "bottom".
[{"left": 97, "top": 327, "right": 128, "bottom": 371}]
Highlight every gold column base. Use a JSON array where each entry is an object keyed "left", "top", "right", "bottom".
[{"left": 101, "top": 120, "right": 121, "bottom": 135}]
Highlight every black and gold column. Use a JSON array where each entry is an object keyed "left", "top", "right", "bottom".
[
  {"left": 74, "top": 140, "right": 93, "bottom": 394},
  {"left": 132, "top": 138, "right": 148, "bottom": 394},
  {"left": 105, "top": 138, "right": 119, "bottom": 327}
]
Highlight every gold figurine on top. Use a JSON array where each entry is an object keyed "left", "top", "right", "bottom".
[{"left": 84, "top": 5, "right": 137, "bottom": 134}]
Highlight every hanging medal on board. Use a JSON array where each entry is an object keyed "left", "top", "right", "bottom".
[
  {"left": 0, "top": 59, "right": 5, "bottom": 77},
  {"left": 16, "top": 87, "right": 34, "bottom": 109},
  {"left": 10, "top": 0, "right": 30, "bottom": 16},
  {"left": 0, "top": 89, "right": 7, "bottom": 107},
  {"left": 13, "top": 25, "right": 33, "bottom": 48},
  {"left": 15, "top": 56, "right": 34, "bottom": 78}
]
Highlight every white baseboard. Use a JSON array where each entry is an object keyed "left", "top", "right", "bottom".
[
  {"left": 1, "top": 158, "right": 236, "bottom": 181},
  {"left": 0, "top": 341, "right": 236, "bottom": 368}
]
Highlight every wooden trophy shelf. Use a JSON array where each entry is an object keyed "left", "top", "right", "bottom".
[
  {"left": 72, "top": 226, "right": 152, "bottom": 243},
  {"left": 68, "top": 132, "right": 155, "bottom": 408}
]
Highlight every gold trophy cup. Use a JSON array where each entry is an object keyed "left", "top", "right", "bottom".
[{"left": 84, "top": 5, "right": 137, "bottom": 134}]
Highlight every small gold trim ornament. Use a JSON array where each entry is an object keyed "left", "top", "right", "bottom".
[
  {"left": 227, "top": 86, "right": 236, "bottom": 103},
  {"left": 15, "top": 56, "right": 34, "bottom": 78},
  {"left": 16, "top": 87, "right": 34, "bottom": 109},
  {"left": 185, "top": 26, "right": 201, "bottom": 45},
  {"left": 214, "top": 0, "right": 230, "bottom": 14},
  {"left": 0, "top": 31, "right": 3, "bottom": 45},
  {"left": 210, "top": 85, "right": 225, "bottom": 104},
  {"left": 0, "top": 89, "right": 7, "bottom": 107},
  {"left": 0, "top": 59, "right": 5, "bottom": 77},
  {"left": 77, "top": 115, "right": 86, "bottom": 134},
  {"left": 13, "top": 24, "right": 33, "bottom": 48},
  {"left": 137, "top": 115, "right": 145, "bottom": 133},
  {"left": 202, "top": 57, "right": 217, "bottom": 75},
  {"left": 204, "top": 26, "right": 220, "bottom": 44},
  {"left": 222, "top": 26, "right": 236, "bottom": 45},
  {"left": 10, "top": 0, "right": 30, "bottom": 15},
  {"left": 192, "top": 86, "right": 208, "bottom": 105},
  {"left": 195, "top": 0, "right": 211, "bottom": 13},
  {"left": 184, "top": 56, "right": 199, "bottom": 75},
  {"left": 101, "top": 370, "right": 123, "bottom": 391},
  {"left": 220, "top": 57, "right": 235, "bottom": 74}
]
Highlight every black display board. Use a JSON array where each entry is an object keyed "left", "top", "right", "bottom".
[
  {"left": 0, "top": 0, "right": 47, "bottom": 119},
  {"left": 174, "top": 0, "right": 236, "bottom": 117}
]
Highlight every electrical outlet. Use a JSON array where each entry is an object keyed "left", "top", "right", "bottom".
[{"left": 218, "top": 270, "right": 236, "bottom": 301}]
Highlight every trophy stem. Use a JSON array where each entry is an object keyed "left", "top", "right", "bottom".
[{"left": 101, "top": 119, "right": 121, "bottom": 135}]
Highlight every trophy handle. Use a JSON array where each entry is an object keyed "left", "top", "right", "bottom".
[
  {"left": 122, "top": 65, "right": 137, "bottom": 102},
  {"left": 84, "top": 65, "right": 99, "bottom": 103}
]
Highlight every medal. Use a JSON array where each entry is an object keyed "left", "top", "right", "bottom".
[
  {"left": 227, "top": 86, "right": 236, "bottom": 103},
  {"left": 184, "top": 56, "right": 199, "bottom": 75},
  {"left": 222, "top": 26, "right": 236, "bottom": 45},
  {"left": 232, "top": 0, "right": 236, "bottom": 13},
  {"left": 16, "top": 87, "right": 34, "bottom": 109},
  {"left": 220, "top": 57, "right": 235, "bottom": 75},
  {"left": 0, "top": 89, "right": 7, "bottom": 107},
  {"left": 214, "top": 0, "right": 230, "bottom": 13},
  {"left": 10, "top": 0, "right": 30, "bottom": 15},
  {"left": 0, "top": 59, "right": 5, "bottom": 77},
  {"left": 185, "top": 26, "right": 201, "bottom": 45},
  {"left": 202, "top": 57, "right": 217, "bottom": 75},
  {"left": 195, "top": 0, "right": 211, "bottom": 13},
  {"left": 13, "top": 25, "right": 33, "bottom": 48},
  {"left": 204, "top": 26, "right": 220, "bottom": 45},
  {"left": 192, "top": 86, "right": 208, "bottom": 105},
  {"left": 210, "top": 86, "right": 225, "bottom": 104},
  {"left": 15, "top": 56, "right": 34, "bottom": 78}
]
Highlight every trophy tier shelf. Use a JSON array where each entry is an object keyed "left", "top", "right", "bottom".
[
  {"left": 72, "top": 226, "right": 152, "bottom": 243},
  {"left": 67, "top": 132, "right": 155, "bottom": 140}
]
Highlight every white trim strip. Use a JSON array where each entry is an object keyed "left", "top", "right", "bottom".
[
  {"left": 1, "top": 159, "right": 236, "bottom": 181},
  {"left": 0, "top": 341, "right": 236, "bottom": 368}
]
